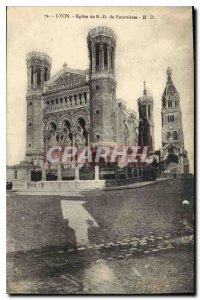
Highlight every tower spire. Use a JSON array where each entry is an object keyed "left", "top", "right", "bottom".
[
  {"left": 167, "top": 67, "right": 172, "bottom": 83},
  {"left": 143, "top": 81, "right": 147, "bottom": 95}
]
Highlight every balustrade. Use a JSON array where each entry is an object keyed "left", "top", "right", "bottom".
[{"left": 44, "top": 92, "right": 89, "bottom": 113}]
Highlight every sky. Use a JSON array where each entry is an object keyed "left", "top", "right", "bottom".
[{"left": 7, "top": 6, "right": 194, "bottom": 172}]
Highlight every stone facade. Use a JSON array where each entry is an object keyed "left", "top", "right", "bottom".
[
  {"left": 24, "top": 26, "right": 138, "bottom": 168},
  {"left": 161, "top": 67, "right": 189, "bottom": 174}
]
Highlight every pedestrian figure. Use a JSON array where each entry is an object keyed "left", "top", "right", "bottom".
[{"left": 179, "top": 200, "right": 193, "bottom": 231}]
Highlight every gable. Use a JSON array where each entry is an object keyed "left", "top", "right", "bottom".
[{"left": 45, "top": 66, "right": 88, "bottom": 92}]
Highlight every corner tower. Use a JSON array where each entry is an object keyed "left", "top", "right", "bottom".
[
  {"left": 26, "top": 52, "right": 51, "bottom": 165},
  {"left": 87, "top": 27, "right": 117, "bottom": 144},
  {"left": 137, "top": 82, "right": 155, "bottom": 152}
]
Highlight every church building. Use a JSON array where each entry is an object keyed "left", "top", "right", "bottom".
[{"left": 8, "top": 26, "right": 139, "bottom": 181}]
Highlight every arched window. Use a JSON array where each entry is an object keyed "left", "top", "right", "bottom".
[
  {"left": 103, "top": 43, "right": 108, "bottom": 69},
  {"left": 62, "top": 120, "right": 71, "bottom": 131},
  {"left": 76, "top": 118, "right": 88, "bottom": 146},
  {"left": 95, "top": 43, "right": 100, "bottom": 71},
  {"left": 49, "top": 122, "right": 57, "bottom": 133},
  {"left": 30, "top": 66, "right": 34, "bottom": 85},
  {"left": 36, "top": 67, "right": 41, "bottom": 88},
  {"left": 44, "top": 67, "right": 49, "bottom": 81}
]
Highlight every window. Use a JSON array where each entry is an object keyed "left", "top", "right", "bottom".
[
  {"left": 29, "top": 102, "right": 32, "bottom": 106},
  {"left": 96, "top": 85, "right": 99, "bottom": 90},
  {"left": 96, "top": 110, "right": 100, "bottom": 114},
  {"left": 28, "top": 122, "right": 32, "bottom": 126},
  {"left": 89, "top": 47, "right": 92, "bottom": 73},
  {"left": 103, "top": 43, "right": 108, "bottom": 69},
  {"left": 95, "top": 44, "right": 100, "bottom": 70},
  {"left": 36, "top": 67, "right": 41, "bottom": 88},
  {"left": 148, "top": 105, "right": 151, "bottom": 118},
  {"left": 44, "top": 67, "right": 48, "bottom": 81},
  {"left": 84, "top": 92, "right": 87, "bottom": 103},
  {"left": 30, "top": 66, "right": 33, "bottom": 85},
  {"left": 167, "top": 115, "right": 174, "bottom": 122},
  {"left": 96, "top": 134, "right": 100, "bottom": 140},
  {"left": 111, "top": 47, "right": 114, "bottom": 70},
  {"left": 14, "top": 169, "right": 17, "bottom": 179},
  {"left": 28, "top": 143, "right": 31, "bottom": 147}
]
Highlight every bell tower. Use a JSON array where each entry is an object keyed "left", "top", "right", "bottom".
[
  {"left": 25, "top": 52, "right": 51, "bottom": 165},
  {"left": 87, "top": 27, "right": 117, "bottom": 144},
  {"left": 137, "top": 82, "right": 155, "bottom": 152},
  {"left": 161, "top": 67, "right": 184, "bottom": 149},
  {"left": 161, "top": 67, "right": 189, "bottom": 174}
]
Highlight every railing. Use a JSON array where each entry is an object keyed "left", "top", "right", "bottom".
[{"left": 44, "top": 97, "right": 89, "bottom": 113}]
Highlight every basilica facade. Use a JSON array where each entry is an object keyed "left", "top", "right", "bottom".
[
  {"left": 7, "top": 26, "right": 190, "bottom": 184},
  {"left": 25, "top": 27, "right": 138, "bottom": 169}
]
